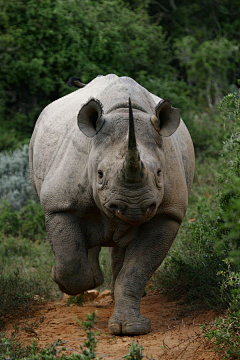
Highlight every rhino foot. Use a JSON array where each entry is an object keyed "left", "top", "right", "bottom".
[
  {"left": 108, "top": 322, "right": 121, "bottom": 335},
  {"left": 51, "top": 265, "right": 96, "bottom": 295},
  {"left": 108, "top": 314, "right": 151, "bottom": 335}
]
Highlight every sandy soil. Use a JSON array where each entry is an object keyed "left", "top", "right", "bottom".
[{"left": 6, "top": 290, "right": 224, "bottom": 359}]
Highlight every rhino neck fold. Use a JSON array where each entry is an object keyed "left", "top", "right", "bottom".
[{"left": 120, "top": 98, "right": 147, "bottom": 184}]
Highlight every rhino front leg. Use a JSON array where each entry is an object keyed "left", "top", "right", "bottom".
[
  {"left": 109, "top": 217, "right": 180, "bottom": 335},
  {"left": 110, "top": 247, "right": 147, "bottom": 299},
  {"left": 109, "top": 247, "right": 126, "bottom": 299},
  {"left": 46, "top": 212, "right": 98, "bottom": 295}
]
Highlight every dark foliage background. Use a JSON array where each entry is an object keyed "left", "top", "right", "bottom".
[{"left": 1, "top": 0, "right": 239, "bottom": 151}]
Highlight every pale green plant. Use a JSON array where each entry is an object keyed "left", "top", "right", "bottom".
[{"left": 0, "top": 145, "right": 38, "bottom": 211}]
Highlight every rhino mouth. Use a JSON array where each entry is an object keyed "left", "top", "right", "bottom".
[{"left": 106, "top": 202, "right": 156, "bottom": 225}]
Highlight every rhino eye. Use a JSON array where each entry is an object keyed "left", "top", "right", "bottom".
[
  {"left": 98, "top": 170, "right": 104, "bottom": 179},
  {"left": 157, "top": 170, "right": 161, "bottom": 176}
]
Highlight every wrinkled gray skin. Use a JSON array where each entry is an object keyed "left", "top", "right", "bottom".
[{"left": 29, "top": 74, "right": 194, "bottom": 335}]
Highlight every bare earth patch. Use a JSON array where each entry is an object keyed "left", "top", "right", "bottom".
[{"left": 6, "top": 291, "right": 224, "bottom": 359}]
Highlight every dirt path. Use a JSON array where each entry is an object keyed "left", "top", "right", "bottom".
[{"left": 6, "top": 290, "right": 223, "bottom": 359}]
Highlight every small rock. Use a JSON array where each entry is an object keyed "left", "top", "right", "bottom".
[
  {"left": 62, "top": 293, "right": 70, "bottom": 302},
  {"left": 62, "top": 290, "right": 99, "bottom": 303},
  {"left": 96, "top": 289, "right": 111, "bottom": 300},
  {"left": 85, "top": 290, "right": 99, "bottom": 301}
]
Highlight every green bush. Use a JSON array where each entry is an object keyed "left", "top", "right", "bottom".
[
  {"left": 154, "top": 84, "right": 240, "bottom": 309},
  {"left": 0, "top": 0, "right": 173, "bottom": 149},
  {"left": 98, "top": 247, "right": 111, "bottom": 291},
  {"left": 152, "top": 83, "right": 240, "bottom": 357},
  {"left": 203, "top": 311, "right": 240, "bottom": 359},
  {"left": 0, "top": 233, "right": 51, "bottom": 266},
  {"left": 184, "top": 110, "right": 235, "bottom": 159},
  {"left": 216, "top": 87, "right": 240, "bottom": 264},
  {"left": 0, "top": 270, "right": 49, "bottom": 329},
  {"left": 0, "top": 127, "right": 23, "bottom": 152},
  {"left": 1, "top": 0, "right": 240, "bottom": 154},
  {"left": 124, "top": 342, "right": 144, "bottom": 360},
  {"left": 67, "top": 294, "right": 86, "bottom": 307},
  {"left": 202, "top": 265, "right": 240, "bottom": 359},
  {"left": 154, "top": 197, "right": 232, "bottom": 308},
  {"left": 0, "top": 232, "right": 59, "bottom": 328},
  {"left": 174, "top": 36, "right": 239, "bottom": 107},
  {"left": 0, "top": 200, "right": 46, "bottom": 241}
]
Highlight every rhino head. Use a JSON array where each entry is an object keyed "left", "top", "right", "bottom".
[{"left": 77, "top": 96, "right": 180, "bottom": 225}]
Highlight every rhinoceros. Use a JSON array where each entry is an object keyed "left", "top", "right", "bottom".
[{"left": 29, "top": 74, "right": 194, "bottom": 335}]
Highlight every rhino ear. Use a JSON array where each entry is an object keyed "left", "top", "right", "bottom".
[
  {"left": 151, "top": 99, "right": 180, "bottom": 137},
  {"left": 77, "top": 98, "right": 105, "bottom": 137}
]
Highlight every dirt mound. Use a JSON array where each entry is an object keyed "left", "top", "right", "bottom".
[{"left": 6, "top": 291, "right": 223, "bottom": 359}]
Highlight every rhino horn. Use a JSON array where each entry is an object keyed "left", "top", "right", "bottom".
[{"left": 120, "top": 98, "right": 146, "bottom": 183}]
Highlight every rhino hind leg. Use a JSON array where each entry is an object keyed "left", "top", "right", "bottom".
[
  {"left": 88, "top": 246, "right": 104, "bottom": 288},
  {"left": 46, "top": 212, "right": 98, "bottom": 295}
]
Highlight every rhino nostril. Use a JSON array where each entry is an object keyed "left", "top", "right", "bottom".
[
  {"left": 109, "top": 204, "right": 121, "bottom": 215},
  {"left": 145, "top": 203, "right": 156, "bottom": 216},
  {"left": 110, "top": 204, "right": 118, "bottom": 210}
]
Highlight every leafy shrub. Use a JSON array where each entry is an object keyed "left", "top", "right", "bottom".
[
  {"left": 124, "top": 342, "right": 144, "bottom": 360},
  {"left": 155, "top": 84, "right": 240, "bottom": 308},
  {"left": 216, "top": 87, "right": 240, "bottom": 264},
  {"left": 0, "top": 270, "right": 48, "bottom": 329},
  {"left": 0, "top": 233, "right": 51, "bottom": 267},
  {"left": 154, "top": 197, "right": 232, "bottom": 308},
  {"left": 174, "top": 36, "right": 239, "bottom": 107},
  {"left": 0, "top": 145, "right": 38, "bottom": 211},
  {"left": 202, "top": 87, "right": 240, "bottom": 357},
  {"left": 184, "top": 111, "right": 235, "bottom": 159},
  {"left": 203, "top": 311, "right": 240, "bottom": 359},
  {"left": 0, "top": 335, "right": 34, "bottom": 359},
  {"left": 0, "top": 311, "right": 100, "bottom": 359},
  {"left": 98, "top": 247, "right": 111, "bottom": 291},
  {"left": 0, "top": 0, "right": 173, "bottom": 149},
  {"left": 0, "top": 200, "right": 46, "bottom": 241},
  {"left": 0, "top": 126, "right": 23, "bottom": 152},
  {"left": 67, "top": 294, "right": 86, "bottom": 307},
  {"left": 0, "top": 233, "right": 57, "bottom": 327},
  {"left": 0, "top": 233, "right": 58, "bottom": 328},
  {"left": 202, "top": 266, "right": 240, "bottom": 359}
]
